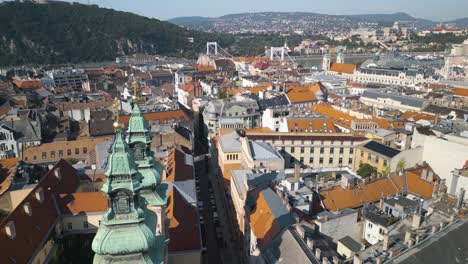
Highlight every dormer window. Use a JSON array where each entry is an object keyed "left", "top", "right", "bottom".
[
  {"left": 5, "top": 221, "right": 16, "bottom": 240},
  {"left": 23, "top": 202, "right": 32, "bottom": 216},
  {"left": 54, "top": 168, "right": 62, "bottom": 180},
  {"left": 35, "top": 188, "right": 44, "bottom": 203}
]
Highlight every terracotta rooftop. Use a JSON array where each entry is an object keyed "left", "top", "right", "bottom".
[
  {"left": 320, "top": 164, "right": 440, "bottom": 211},
  {"left": 330, "top": 63, "right": 357, "bottom": 74},
  {"left": 452, "top": 87, "right": 468, "bottom": 97},
  {"left": 58, "top": 192, "right": 107, "bottom": 215},
  {"left": 22, "top": 137, "right": 112, "bottom": 163},
  {"left": 165, "top": 187, "right": 202, "bottom": 252},
  {"left": 0, "top": 160, "right": 79, "bottom": 263},
  {"left": 120, "top": 109, "right": 190, "bottom": 125},
  {"left": 164, "top": 147, "right": 193, "bottom": 182},
  {"left": 286, "top": 83, "right": 324, "bottom": 103},
  {"left": 12, "top": 79, "right": 41, "bottom": 89},
  {"left": 287, "top": 119, "right": 337, "bottom": 133},
  {"left": 400, "top": 111, "right": 437, "bottom": 122},
  {"left": 0, "top": 158, "right": 19, "bottom": 196}
]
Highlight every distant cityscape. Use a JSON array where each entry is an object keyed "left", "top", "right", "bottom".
[{"left": 0, "top": 1, "right": 467, "bottom": 264}]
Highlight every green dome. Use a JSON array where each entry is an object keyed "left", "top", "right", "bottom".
[{"left": 92, "top": 222, "right": 156, "bottom": 256}]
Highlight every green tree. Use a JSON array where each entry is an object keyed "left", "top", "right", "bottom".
[
  {"left": 357, "top": 163, "right": 377, "bottom": 178},
  {"left": 396, "top": 159, "right": 406, "bottom": 175}
]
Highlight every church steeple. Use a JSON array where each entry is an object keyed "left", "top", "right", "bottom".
[{"left": 92, "top": 98, "right": 167, "bottom": 264}]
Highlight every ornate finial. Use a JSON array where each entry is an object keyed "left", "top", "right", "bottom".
[
  {"left": 113, "top": 97, "right": 123, "bottom": 130},
  {"left": 132, "top": 80, "right": 139, "bottom": 101}
]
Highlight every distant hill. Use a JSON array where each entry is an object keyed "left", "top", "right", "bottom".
[
  {"left": 0, "top": 1, "right": 233, "bottom": 66},
  {"left": 168, "top": 16, "right": 214, "bottom": 25},
  {"left": 169, "top": 12, "right": 439, "bottom": 33},
  {"left": 348, "top": 12, "right": 434, "bottom": 25},
  {"left": 449, "top": 17, "right": 468, "bottom": 28}
]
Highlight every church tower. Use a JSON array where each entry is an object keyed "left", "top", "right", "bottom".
[
  {"left": 92, "top": 98, "right": 167, "bottom": 264},
  {"left": 337, "top": 52, "right": 345, "bottom": 64},
  {"left": 322, "top": 52, "right": 331, "bottom": 71}
]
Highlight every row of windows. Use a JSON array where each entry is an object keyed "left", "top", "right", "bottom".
[
  {"left": 67, "top": 221, "right": 94, "bottom": 230},
  {"left": 360, "top": 151, "right": 388, "bottom": 166},
  {"left": 291, "top": 157, "right": 353, "bottom": 165},
  {"left": 226, "top": 154, "right": 239, "bottom": 160},
  {"left": 282, "top": 146, "right": 353, "bottom": 155},
  {"left": 24, "top": 147, "right": 88, "bottom": 161},
  {"left": 271, "top": 140, "right": 351, "bottom": 145}
]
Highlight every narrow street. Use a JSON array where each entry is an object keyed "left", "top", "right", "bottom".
[{"left": 195, "top": 158, "right": 222, "bottom": 264}]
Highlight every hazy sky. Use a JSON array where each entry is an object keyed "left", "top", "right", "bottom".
[{"left": 66, "top": 0, "right": 467, "bottom": 21}]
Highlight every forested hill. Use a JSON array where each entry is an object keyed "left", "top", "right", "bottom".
[{"left": 0, "top": 1, "right": 233, "bottom": 66}]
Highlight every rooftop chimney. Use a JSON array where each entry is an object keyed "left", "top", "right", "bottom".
[
  {"left": 322, "top": 258, "right": 330, "bottom": 264},
  {"left": 294, "top": 162, "right": 301, "bottom": 182},
  {"left": 353, "top": 254, "right": 362, "bottom": 264},
  {"left": 375, "top": 256, "right": 382, "bottom": 264},
  {"left": 412, "top": 213, "right": 422, "bottom": 229},
  {"left": 332, "top": 256, "right": 340, "bottom": 264},
  {"left": 421, "top": 168, "right": 428, "bottom": 181},
  {"left": 432, "top": 180, "right": 440, "bottom": 198},
  {"left": 438, "top": 179, "right": 446, "bottom": 195},
  {"left": 307, "top": 237, "right": 315, "bottom": 250},
  {"left": 431, "top": 225, "right": 439, "bottom": 234},
  {"left": 457, "top": 188, "right": 465, "bottom": 209},
  {"left": 404, "top": 231, "right": 413, "bottom": 247},
  {"left": 315, "top": 248, "right": 322, "bottom": 261},
  {"left": 383, "top": 234, "right": 390, "bottom": 251},
  {"left": 296, "top": 225, "right": 305, "bottom": 239}
]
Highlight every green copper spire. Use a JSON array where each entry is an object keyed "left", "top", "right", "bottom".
[
  {"left": 126, "top": 102, "right": 162, "bottom": 188},
  {"left": 127, "top": 103, "right": 152, "bottom": 145},
  {"left": 92, "top": 129, "right": 165, "bottom": 263}
]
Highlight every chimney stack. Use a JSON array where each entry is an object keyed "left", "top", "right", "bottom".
[
  {"left": 315, "top": 248, "right": 322, "bottom": 260},
  {"left": 294, "top": 162, "right": 301, "bottom": 182},
  {"left": 457, "top": 188, "right": 465, "bottom": 209},
  {"left": 432, "top": 180, "right": 440, "bottom": 198},
  {"left": 383, "top": 234, "right": 390, "bottom": 251},
  {"left": 322, "top": 258, "right": 330, "bottom": 264},
  {"left": 296, "top": 225, "right": 305, "bottom": 239},
  {"left": 353, "top": 254, "right": 362, "bottom": 264},
  {"left": 332, "top": 256, "right": 340, "bottom": 264},
  {"left": 375, "top": 256, "right": 382, "bottom": 264},
  {"left": 404, "top": 231, "right": 413, "bottom": 247},
  {"left": 412, "top": 213, "right": 422, "bottom": 229},
  {"left": 379, "top": 197, "right": 385, "bottom": 210},
  {"left": 438, "top": 179, "right": 446, "bottom": 195},
  {"left": 307, "top": 237, "right": 314, "bottom": 250}
]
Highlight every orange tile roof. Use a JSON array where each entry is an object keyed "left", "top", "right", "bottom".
[
  {"left": 0, "top": 160, "right": 79, "bottom": 263},
  {"left": 321, "top": 164, "right": 439, "bottom": 211},
  {"left": 286, "top": 83, "right": 322, "bottom": 103},
  {"left": 164, "top": 147, "right": 193, "bottom": 182},
  {"left": 346, "top": 81, "right": 368, "bottom": 88},
  {"left": 309, "top": 104, "right": 354, "bottom": 127},
  {"left": 191, "top": 64, "right": 216, "bottom": 72},
  {"left": 287, "top": 119, "right": 337, "bottom": 133},
  {"left": 330, "top": 63, "right": 357, "bottom": 74},
  {"left": 227, "top": 85, "right": 270, "bottom": 95},
  {"left": 0, "top": 158, "right": 19, "bottom": 195},
  {"left": 389, "top": 166, "right": 439, "bottom": 199},
  {"left": 453, "top": 87, "right": 468, "bottom": 97},
  {"left": 249, "top": 189, "right": 284, "bottom": 248},
  {"left": 120, "top": 109, "right": 190, "bottom": 124},
  {"left": 12, "top": 79, "right": 41, "bottom": 89},
  {"left": 58, "top": 192, "right": 107, "bottom": 215},
  {"left": 165, "top": 186, "right": 202, "bottom": 252},
  {"left": 244, "top": 127, "right": 274, "bottom": 133},
  {"left": 320, "top": 178, "right": 400, "bottom": 211},
  {"left": 400, "top": 111, "right": 437, "bottom": 122},
  {"left": 233, "top": 57, "right": 270, "bottom": 63},
  {"left": 22, "top": 137, "right": 112, "bottom": 163}
]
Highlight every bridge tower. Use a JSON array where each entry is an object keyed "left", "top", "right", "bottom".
[{"left": 206, "top": 42, "right": 219, "bottom": 56}]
